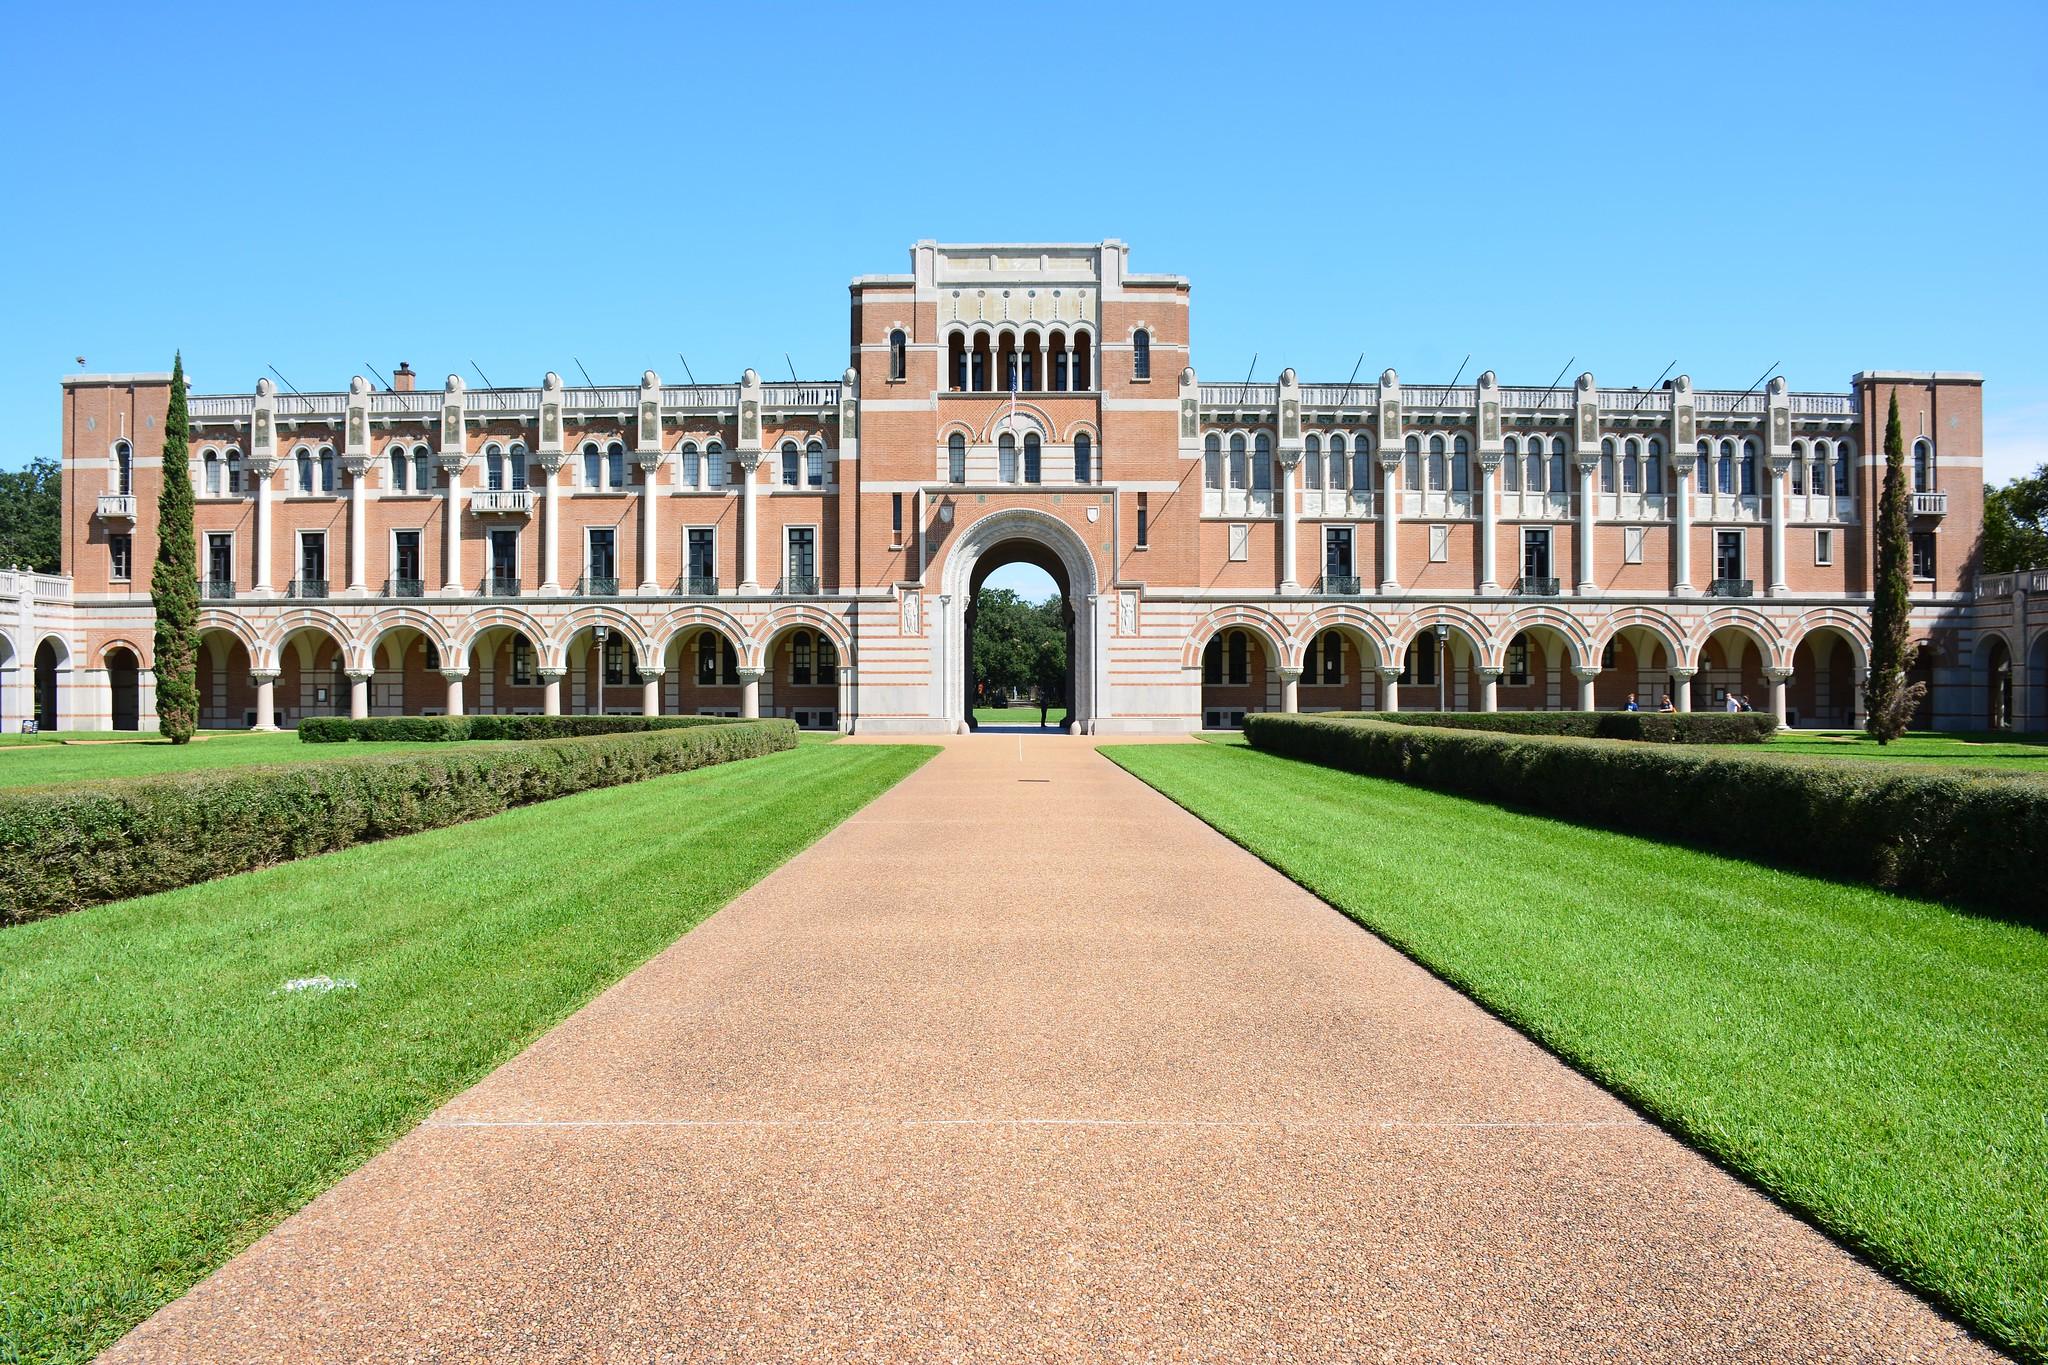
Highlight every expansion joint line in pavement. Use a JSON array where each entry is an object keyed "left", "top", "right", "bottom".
[{"left": 421, "top": 1116, "right": 1652, "bottom": 1132}]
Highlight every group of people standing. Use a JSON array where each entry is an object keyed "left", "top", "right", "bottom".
[{"left": 1621, "top": 690, "right": 1756, "bottom": 715}]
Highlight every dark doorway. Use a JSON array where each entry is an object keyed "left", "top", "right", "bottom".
[
  {"left": 108, "top": 648, "right": 140, "bottom": 731},
  {"left": 34, "top": 639, "right": 60, "bottom": 730}
]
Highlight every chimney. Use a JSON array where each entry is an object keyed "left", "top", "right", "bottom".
[{"left": 393, "top": 361, "right": 415, "bottom": 393}]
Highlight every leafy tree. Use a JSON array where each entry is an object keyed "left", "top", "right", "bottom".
[
  {"left": 0, "top": 455, "right": 62, "bottom": 572},
  {"left": 152, "top": 354, "right": 200, "bottom": 743},
  {"left": 1865, "top": 393, "right": 1925, "bottom": 744},
  {"left": 1979, "top": 464, "right": 2048, "bottom": 574},
  {"left": 971, "top": 587, "right": 1067, "bottom": 704}
]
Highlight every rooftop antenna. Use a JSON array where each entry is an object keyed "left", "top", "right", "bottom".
[
  {"left": 1545, "top": 356, "right": 1576, "bottom": 393},
  {"left": 1446, "top": 353, "right": 1471, "bottom": 389},
  {"left": 1344, "top": 352, "right": 1364, "bottom": 394},
  {"left": 1243, "top": 352, "right": 1258, "bottom": 386},
  {"left": 470, "top": 360, "right": 496, "bottom": 390},
  {"left": 677, "top": 353, "right": 698, "bottom": 385},
  {"left": 573, "top": 357, "right": 598, "bottom": 388},
  {"left": 1632, "top": 361, "right": 1676, "bottom": 410},
  {"left": 784, "top": 353, "right": 799, "bottom": 382},
  {"left": 363, "top": 361, "right": 393, "bottom": 391},
  {"left": 266, "top": 364, "right": 303, "bottom": 397}
]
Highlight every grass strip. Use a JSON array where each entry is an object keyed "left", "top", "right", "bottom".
[
  {"left": 0, "top": 741, "right": 936, "bottom": 1365},
  {"left": 1103, "top": 740, "right": 2047, "bottom": 1361},
  {"left": 0, "top": 731, "right": 520, "bottom": 789}
]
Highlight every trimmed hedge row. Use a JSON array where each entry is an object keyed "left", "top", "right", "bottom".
[
  {"left": 1, "top": 719, "right": 798, "bottom": 924},
  {"left": 1244, "top": 713, "right": 2042, "bottom": 921},
  {"left": 300, "top": 714, "right": 739, "bottom": 743},
  {"left": 1316, "top": 710, "right": 1778, "bottom": 744}
]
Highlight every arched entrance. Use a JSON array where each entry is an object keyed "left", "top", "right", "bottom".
[
  {"left": 34, "top": 637, "right": 65, "bottom": 731},
  {"left": 1980, "top": 635, "right": 2013, "bottom": 731},
  {"left": 107, "top": 647, "right": 140, "bottom": 731},
  {"left": 940, "top": 508, "right": 1098, "bottom": 733}
]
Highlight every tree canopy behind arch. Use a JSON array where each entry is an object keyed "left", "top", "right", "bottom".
[{"left": 972, "top": 587, "right": 1067, "bottom": 699}]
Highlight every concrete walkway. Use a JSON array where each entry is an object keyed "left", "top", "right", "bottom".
[{"left": 104, "top": 735, "right": 1994, "bottom": 1363}]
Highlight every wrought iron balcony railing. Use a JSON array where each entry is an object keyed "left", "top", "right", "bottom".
[
  {"left": 198, "top": 578, "right": 236, "bottom": 601},
  {"left": 780, "top": 574, "right": 821, "bottom": 596},
  {"left": 681, "top": 574, "right": 719, "bottom": 596},
  {"left": 287, "top": 578, "right": 329, "bottom": 599},
  {"left": 483, "top": 575, "right": 522, "bottom": 597},
  {"left": 1514, "top": 576, "right": 1561, "bottom": 597},
  {"left": 1315, "top": 574, "right": 1362, "bottom": 596},
  {"left": 1708, "top": 577, "right": 1755, "bottom": 598},
  {"left": 385, "top": 577, "right": 425, "bottom": 598},
  {"left": 578, "top": 575, "right": 621, "bottom": 597}
]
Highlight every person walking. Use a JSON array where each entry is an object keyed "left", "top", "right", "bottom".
[
  {"left": 1624, "top": 692, "right": 1639, "bottom": 712},
  {"left": 1726, "top": 691, "right": 1742, "bottom": 713}
]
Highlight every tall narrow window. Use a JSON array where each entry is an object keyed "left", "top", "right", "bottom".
[
  {"left": 1503, "top": 436, "right": 1521, "bottom": 491},
  {"left": 296, "top": 447, "right": 314, "bottom": 493},
  {"left": 1132, "top": 329, "right": 1151, "bottom": 380},
  {"left": 1253, "top": 433, "right": 1273, "bottom": 492},
  {"left": 1404, "top": 435, "right": 1422, "bottom": 490},
  {"left": 1318, "top": 630, "right": 1343, "bottom": 684},
  {"left": 781, "top": 441, "right": 800, "bottom": 488},
  {"left": 1227, "top": 630, "right": 1249, "bottom": 685},
  {"left": 1599, "top": 438, "right": 1616, "bottom": 493},
  {"left": 999, "top": 433, "right": 1018, "bottom": 483},
  {"left": 1136, "top": 493, "right": 1149, "bottom": 548},
  {"left": 1427, "top": 435, "right": 1446, "bottom": 491},
  {"left": 1304, "top": 435, "right": 1322, "bottom": 490},
  {"left": 485, "top": 443, "right": 505, "bottom": 491},
  {"left": 1203, "top": 636, "right": 1223, "bottom": 685},
  {"left": 1622, "top": 438, "right": 1640, "bottom": 493},
  {"left": 414, "top": 446, "right": 432, "bottom": 493},
  {"left": 948, "top": 433, "right": 967, "bottom": 483},
  {"left": 697, "top": 631, "right": 722, "bottom": 684},
  {"left": 227, "top": 448, "right": 244, "bottom": 494},
  {"left": 1646, "top": 438, "right": 1664, "bottom": 495},
  {"left": 679, "top": 441, "right": 700, "bottom": 488},
  {"left": 1791, "top": 443, "right": 1806, "bottom": 494},
  {"left": 806, "top": 439, "right": 826, "bottom": 488},
  {"left": 203, "top": 449, "right": 221, "bottom": 496},
  {"left": 793, "top": 632, "right": 813, "bottom": 685},
  {"left": 891, "top": 492, "right": 903, "bottom": 539},
  {"left": 1452, "top": 435, "right": 1470, "bottom": 493},
  {"left": 319, "top": 446, "right": 336, "bottom": 493},
  {"left": 888, "top": 329, "right": 907, "bottom": 381},
  {"left": 390, "top": 446, "right": 409, "bottom": 492},
  {"left": 109, "top": 533, "right": 132, "bottom": 581},
  {"left": 1549, "top": 441, "right": 1566, "bottom": 495},
  {"left": 1329, "top": 434, "right": 1348, "bottom": 490},
  {"left": 607, "top": 442, "right": 626, "bottom": 489},
  {"left": 1834, "top": 443, "right": 1850, "bottom": 499},
  {"left": 1912, "top": 439, "right": 1932, "bottom": 494},
  {"left": 1717, "top": 440, "right": 1735, "bottom": 495},
  {"left": 1023, "top": 433, "right": 1041, "bottom": 484},
  {"left": 1074, "top": 432, "right": 1092, "bottom": 483},
  {"left": 509, "top": 442, "right": 528, "bottom": 490},
  {"left": 114, "top": 440, "right": 133, "bottom": 495},
  {"left": 1352, "top": 435, "right": 1372, "bottom": 493},
  {"left": 705, "top": 441, "right": 725, "bottom": 488},
  {"left": 1740, "top": 439, "right": 1758, "bottom": 496},
  {"left": 1204, "top": 434, "right": 1221, "bottom": 490},
  {"left": 583, "top": 441, "right": 601, "bottom": 489},
  {"left": 1229, "top": 434, "right": 1247, "bottom": 489}
]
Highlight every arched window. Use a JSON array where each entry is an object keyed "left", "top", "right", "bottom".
[
  {"left": 1203, "top": 634, "right": 1223, "bottom": 684},
  {"left": 582, "top": 441, "right": 601, "bottom": 489},
  {"left": 1526, "top": 436, "right": 1545, "bottom": 493},
  {"left": 606, "top": 442, "right": 626, "bottom": 489},
  {"left": 1548, "top": 441, "right": 1566, "bottom": 495},
  {"left": 1912, "top": 438, "right": 1932, "bottom": 494},
  {"left": 1132, "top": 328, "right": 1151, "bottom": 381},
  {"left": 1023, "top": 433, "right": 1041, "bottom": 484},
  {"left": 792, "top": 631, "right": 813, "bottom": 685},
  {"left": 678, "top": 441, "right": 700, "bottom": 489},
  {"left": 114, "top": 440, "right": 133, "bottom": 495},
  {"left": 202, "top": 448, "right": 221, "bottom": 496},
  {"left": 818, "top": 634, "right": 837, "bottom": 679},
  {"left": 696, "top": 630, "right": 733, "bottom": 685},
  {"left": 1599, "top": 438, "right": 1616, "bottom": 493},
  {"left": 781, "top": 440, "right": 800, "bottom": 488},
  {"left": 485, "top": 442, "right": 505, "bottom": 492},
  {"left": 1304, "top": 435, "right": 1322, "bottom": 491},
  {"left": 508, "top": 442, "right": 527, "bottom": 490},
  {"left": 1351, "top": 434, "right": 1373, "bottom": 493},
  {"left": 1622, "top": 438, "right": 1641, "bottom": 493},
  {"left": 806, "top": 439, "right": 826, "bottom": 488},
  {"left": 1403, "top": 634, "right": 1437, "bottom": 685},
  {"left": 227, "top": 447, "right": 244, "bottom": 495},
  {"left": 414, "top": 445, "right": 432, "bottom": 493},
  {"left": 704, "top": 440, "right": 725, "bottom": 489},
  {"left": 1329, "top": 433, "right": 1348, "bottom": 490},
  {"left": 1074, "top": 432, "right": 1092, "bottom": 483},
  {"left": 1502, "top": 436, "right": 1521, "bottom": 491},
  {"left": 318, "top": 445, "right": 336, "bottom": 493},
  {"left": 1204, "top": 434, "right": 1222, "bottom": 490},
  {"left": 1072, "top": 331, "right": 1092, "bottom": 390},
  {"left": 948, "top": 432, "right": 967, "bottom": 483},
  {"left": 1505, "top": 633, "right": 1529, "bottom": 684},
  {"left": 1833, "top": 442, "right": 1850, "bottom": 499},
  {"left": 1051, "top": 331, "right": 1070, "bottom": 392},
  {"left": 949, "top": 332, "right": 967, "bottom": 391},
  {"left": 389, "top": 445, "right": 409, "bottom": 492},
  {"left": 1317, "top": 629, "right": 1343, "bottom": 683},
  {"left": 998, "top": 433, "right": 1017, "bottom": 483},
  {"left": 295, "top": 446, "right": 314, "bottom": 493},
  {"left": 1427, "top": 435, "right": 1447, "bottom": 491},
  {"left": 1645, "top": 438, "right": 1664, "bottom": 495},
  {"left": 1739, "top": 439, "right": 1758, "bottom": 496},
  {"left": 1252, "top": 433, "right": 1273, "bottom": 491},
  {"left": 1227, "top": 630, "right": 1249, "bottom": 685},
  {"left": 1404, "top": 435, "right": 1422, "bottom": 489},
  {"left": 888, "top": 328, "right": 907, "bottom": 382},
  {"left": 1790, "top": 441, "right": 1806, "bottom": 494},
  {"left": 1452, "top": 434, "right": 1470, "bottom": 493},
  {"left": 1717, "top": 440, "right": 1735, "bottom": 495},
  {"left": 1228, "top": 433, "right": 1247, "bottom": 489}
]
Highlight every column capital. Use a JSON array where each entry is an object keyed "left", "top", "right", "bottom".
[
  {"left": 341, "top": 455, "right": 371, "bottom": 478},
  {"left": 537, "top": 666, "right": 568, "bottom": 681},
  {"left": 635, "top": 666, "right": 665, "bottom": 683},
  {"left": 438, "top": 667, "right": 471, "bottom": 684},
  {"left": 1377, "top": 665, "right": 1404, "bottom": 681},
  {"left": 735, "top": 666, "right": 765, "bottom": 683},
  {"left": 1478, "top": 666, "right": 1505, "bottom": 681},
  {"left": 249, "top": 668, "right": 281, "bottom": 683},
  {"left": 344, "top": 667, "right": 375, "bottom": 682},
  {"left": 1762, "top": 666, "right": 1794, "bottom": 683},
  {"left": 1572, "top": 665, "right": 1602, "bottom": 682},
  {"left": 1669, "top": 667, "right": 1697, "bottom": 681},
  {"left": 537, "top": 452, "right": 569, "bottom": 475},
  {"left": 1277, "top": 665, "right": 1303, "bottom": 683}
]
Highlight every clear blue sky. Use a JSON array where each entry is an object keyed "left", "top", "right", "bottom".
[{"left": 4, "top": 0, "right": 2042, "bottom": 566}]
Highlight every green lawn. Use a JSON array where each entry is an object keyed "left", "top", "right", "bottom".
[
  {"left": 973, "top": 705, "right": 1067, "bottom": 727},
  {"left": 0, "top": 730, "right": 526, "bottom": 790},
  {"left": 1103, "top": 741, "right": 2048, "bottom": 1361},
  {"left": 1729, "top": 728, "right": 2048, "bottom": 772},
  {"left": 0, "top": 741, "right": 936, "bottom": 1365}
]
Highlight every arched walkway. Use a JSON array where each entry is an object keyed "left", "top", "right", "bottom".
[
  {"left": 1496, "top": 624, "right": 1578, "bottom": 711},
  {"left": 34, "top": 637, "right": 66, "bottom": 731},
  {"left": 1977, "top": 635, "right": 2014, "bottom": 731},
  {"left": 658, "top": 624, "right": 745, "bottom": 719},
  {"left": 1392, "top": 619, "right": 1483, "bottom": 712},
  {"left": 1198, "top": 623, "right": 1280, "bottom": 728},
  {"left": 939, "top": 509, "right": 1099, "bottom": 733},
  {"left": 1297, "top": 624, "right": 1383, "bottom": 713},
  {"left": 467, "top": 626, "right": 547, "bottom": 716},
  {"left": 762, "top": 622, "right": 844, "bottom": 730},
  {"left": 1692, "top": 624, "right": 1773, "bottom": 713},
  {"left": 107, "top": 647, "right": 141, "bottom": 731},
  {"left": 277, "top": 626, "right": 347, "bottom": 729},
  {"left": 1789, "top": 626, "right": 1864, "bottom": 728}
]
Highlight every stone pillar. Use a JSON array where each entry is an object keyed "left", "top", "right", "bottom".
[
  {"left": 637, "top": 465, "right": 662, "bottom": 593},
  {"left": 539, "top": 454, "right": 565, "bottom": 592},
  {"left": 442, "top": 667, "right": 468, "bottom": 718},
  {"left": 1479, "top": 666, "right": 1502, "bottom": 713},
  {"left": 739, "top": 454, "right": 763, "bottom": 593},
  {"left": 1767, "top": 461, "right": 1791, "bottom": 597},
  {"left": 1574, "top": 665, "right": 1600, "bottom": 712},
  {"left": 1277, "top": 368, "right": 1303, "bottom": 594},
  {"left": 1279, "top": 666, "right": 1302, "bottom": 713},
  {"left": 1766, "top": 376, "right": 1792, "bottom": 599},
  {"left": 344, "top": 457, "right": 370, "bottom": 594},
  {"left": 1379, "top": 666, "right": 1403, "bottom": 713},
  {"left": 1764, "top": 666, "right": 1791, "bottom": 727},
  {"left": 638, "top": 666, "right": 662, "bottom": 716},
  {"left": 1670, "top": 376, "right": 1697, "bottom": 596},
  {"left": 738, "top": 666, "right": 763, "bottom": 718},
  {"left": 440, "top": 458, "right": 465, "bottom": 594},
  {"left": 1575, "top": 459, "right": 1599, "bottom": 594},
  {"left": 1476, "top": 371, "right": 1504, "bottom": 594},
  {"left": 251, "top": 669, "right": 279, "bottom": 731},
  {"left": 346, "top": 667, "right": 372, "bottom": 719},
  {"left": 1671, "top": 667, "right": 1696, "bottom": 713},
  {"left": 837, "top": 665, "right": 854, "bottom": 733},
  {"left": 251, "top": 462, "right": 276, "bottom": 592},
  {"left": 539, "top": 666, "right": 565, "bottom": 716},
  {"left": 1377, "top": 454, "right": 1402, "bottom": 593}
]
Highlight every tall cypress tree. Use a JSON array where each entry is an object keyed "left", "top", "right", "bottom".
[
  {"left": 152, "top": 353, "right": 201, "bottom": 743},
  {"left": 1864, "top": 392, "right": 1924, "bottom": 743}
]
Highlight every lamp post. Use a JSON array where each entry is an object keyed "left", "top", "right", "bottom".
[
  {"left": 593, "top": 624, "right": 609, "bottom": 716},
  {"left": 1435, "top": 622, "right": 1449, "bottom": 712}
]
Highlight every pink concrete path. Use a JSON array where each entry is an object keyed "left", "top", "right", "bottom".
[{"left": 103, "top": 735, "right": 1994, "bottom": 1363}]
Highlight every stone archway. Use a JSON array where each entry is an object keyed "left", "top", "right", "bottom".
[{"left": 939, "top": 508, "right": 1100, "bottom": 733}]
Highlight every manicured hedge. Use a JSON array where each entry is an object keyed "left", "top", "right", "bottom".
[
  {"left": 0, "top": 720, "right": 797, "bottom": 923},
  {"left": 300, "top": 714, "right": 739, "bottom": 743},
  {"left": 1245, "top": 714, "right": 2042, "bottom": 921},
  {"left": 1314, "top": 710, "right": 1778, "bottom": 744}
]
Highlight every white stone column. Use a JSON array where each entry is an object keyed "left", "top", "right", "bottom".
[
  {"left": 1767, "top": 461, "right": 1790, "bottom": 597},
  {"left": 1479, "top": 667, "right": 1502, "bottom": 712},
  {"left": 1279, "top": 666, "right": 1301, "bottom": 713},
  {"left": 343, "top": 458, "right": 370, "bottom": 594},
  {"left": 539, "top": 454, "right": 566, "bottom": 592},
  {"left": 1379, "top": 665, "right": 1402, "bottom": 713},
  {"left": 837, "top": 665, "right": 854, "bottom": 733},
  {"left": 1377, "top": 456, "right": 1401, "bottom": 593},
  {"left": 252, "top": 462, "right": 276, "bottom": 593},
  {"left": 251, "top": 669, "right": 279, "bottom": 731},
  {"left": 739, "top": 454, "right": 763, "bottom": 593},
  {"left": 638, "top": 666, "right": 662, "bottom": 716},
  {"left": 1575, "top": 458, "right": 1598, "bottom": 594},
  {"left": 442, "top": 667, "right": 468, "bottom": 717},
  {"left": 1671, "top": 667, "right": 1695, "bottom": 713},
  {"left": 637, "top": 454, "right": 664, "bottom": 594},
  {"left": 1573, "top": 665, "right": 1600, "bottom": 712},
  {"left": 346, "top": 667, "right": 372, "bottom": 719},
  {"left": 738, "top": 666, "right": 763, "bottom": 718},
  {"left": 1478, "top": 457, "right": 1500, "bottom": 593},
  {"left": 539, "top": 666, "right": 565, "bottom": 716},
  {"left": 1279, "top": 456, "right": 1300, "bottom": 594},
  {"left": 1764, "top": 666, "right": 1791, "bottom": 727},
  {"left": 441, "top": 460, "right": 464, "bottom": 594},
  {"left": 1671, "top": 458, "right": 1696, "bottom": 596}
]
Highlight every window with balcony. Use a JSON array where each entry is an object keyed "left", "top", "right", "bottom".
[
  {"left": 489, "top": 528, "right": 518, "bottom": 592},
  {"left": 785, "top": 526, "right": 817, "bottom": 593},
  {"left": 486, "top": 443, "right": 507, "bottom": 491},
  {"left": 114, "top": 440, "right": 133, "bottom": 496},
  {"left": 1913, "top": 438, "right": 1933, "bottom": 494},
  {"left": 1074, "top": 432, "right": 1092, "bottom": 483},
  {"left": 392, "top": 530, "right": 422, "bottom": 596},
  {"left": 1132, "top": 328, "right": 1151, "bottom": 380},
  {"left": 585, "top": 528, "right": 616, "bottom": 594},
  {"left": 206, "top": 534, "right": 233, "bottom": 594},
  {"left": 686, "top": 527, "right": 716, "bottom": 593},
  {"left": 888, "top": 328, "right": 907, "bottom": 381},
  {"left": 296, "top": 532, "right": 327, "bottom": 597},
  {"left": 949, "top": 433, "right": 967, "bottom": 483}
]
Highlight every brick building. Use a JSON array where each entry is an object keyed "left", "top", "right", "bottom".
[{"left": 19, "top": 239, "right": 2034, "bottom": 734}]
